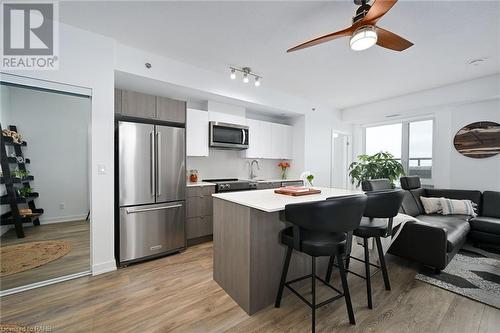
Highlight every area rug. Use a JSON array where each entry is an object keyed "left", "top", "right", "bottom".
[
  {"left": 0, "top": 240, "right": 72, "bottom": 277},
  {"left": 415, "top": 245, "right": 500, "bottom": 309},
  {"left": 0, "top": 323, "right": 31, "bottom": 333}
]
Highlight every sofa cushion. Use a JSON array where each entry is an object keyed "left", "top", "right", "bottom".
[
  {"left": 400, "top": 176, "right": 421, "bottom": 190},
  {"left": 424, "top": 189, "right": 482, "bottom": 214},
  {"left": 420, "top": 196, "right": 442, "bottom": 214},
  {"left": 402, "top": 191, "right": 420, "bottom": 217},
  {"left": 362, "top": 179, "right": 393, "bottom": 192},
  {"left": 469, "top": 216, "right": 500, "bottom": 235},
  {"left": 410, "top": 188, "right": 426, "bottom": 215},
  {"left": 482, "top": 191, "right": 500, "bottom": 218},
  {"left": 439, "top": 197, "right": 478, "bottom": 217},
  {"left": 415, "top": 214, "right": 470, "bottom": 252}
]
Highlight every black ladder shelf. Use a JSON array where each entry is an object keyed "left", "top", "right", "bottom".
[{"left": 1, "top": 124, "right": 43, "bottom": 238}]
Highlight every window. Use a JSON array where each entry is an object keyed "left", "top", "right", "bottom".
[
  {"left": 364, "top": 119, "right": 433, "bottom": 185},
  {"left": 365, "top": 123, "right": 402, "bottom": 159}
]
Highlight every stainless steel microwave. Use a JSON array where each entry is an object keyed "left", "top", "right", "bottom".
[{"left": 209, "top": 121, "right": 249, "bottom": 150}]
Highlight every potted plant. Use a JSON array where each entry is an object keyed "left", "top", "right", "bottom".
[
  {"left": 18, "top": 187, "right": 33, "bottom": 198},
  {"left": 348, "top": 152, "right": 405, "bottom": 188},
  {"left": 306, "top": 174, "right": 314, "bottom": 187},
  {"left": 278, "top": 161, "right": 290, "bottom": 180}
]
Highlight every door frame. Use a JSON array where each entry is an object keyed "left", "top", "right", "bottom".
[
  {"left": 330, "top": 130, "right": 352, "bottom": 189},
  {"left": 0, "top": 72, "right": 93, "bottom": 296}
]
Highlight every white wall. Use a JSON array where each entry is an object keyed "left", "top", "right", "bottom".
[
  {"left": 303, "top": 108, "right": 352, "bottom": 187},
  {"left": 3, "top": 22, "right": 116, "bottom": 275},
  {"left": 344, "top": 75, "right": 500, "bottom": 191},
  {"left": 1, "top": 85, "right": 90, "bottom": 224}
]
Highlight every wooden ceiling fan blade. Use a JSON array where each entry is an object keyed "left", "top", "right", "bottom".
[
  {"left": 287, "top": 27, "right": 353, "bottom": 53},
  {"left": 362, "top": 0, "right": 398, "bottom": 23},
  {"left": 375, "top": 27, "right": 413, "bottom": 51}
]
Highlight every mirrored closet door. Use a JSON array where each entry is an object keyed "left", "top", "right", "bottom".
[{"left": 1, "top": 78, "right": 91, "bottom": 293}]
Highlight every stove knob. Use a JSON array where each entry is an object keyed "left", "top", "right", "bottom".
[{"left": 226, "top": 184, "right": 231, "bottom": 190}]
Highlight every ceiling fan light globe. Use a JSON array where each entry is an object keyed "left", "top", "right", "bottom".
[{"left": 350, "top": 26, "right": 378, "bottom": 51}]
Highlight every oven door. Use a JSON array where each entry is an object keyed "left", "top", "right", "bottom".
[{"left": 209, "top": 121, "right": 249, "bottom": 149}]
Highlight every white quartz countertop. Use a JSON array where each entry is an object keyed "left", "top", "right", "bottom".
[
  {"left": 212, "top": 187, "right": 363, "bottom": 212},
  {"left": 254, "top": 179, "right": 303, "bottom": 183},
  {"left": 186, "top": 181, "right": 216, "bottom": 187}
]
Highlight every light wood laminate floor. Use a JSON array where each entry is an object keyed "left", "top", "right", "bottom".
[
  {"left": 0, "top": 242, "right": 498, "bottom": 332},
  {"left": 1, "top": 220, "right": 90, "bottom": 291}
]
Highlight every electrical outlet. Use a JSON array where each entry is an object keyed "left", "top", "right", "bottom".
[{"left": 59, "top": 202, "right": 65, "bottom": 210}]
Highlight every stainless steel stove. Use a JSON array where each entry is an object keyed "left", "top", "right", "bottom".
[{"left": 204, "top": 178, "right": 258, "bottom": 193}]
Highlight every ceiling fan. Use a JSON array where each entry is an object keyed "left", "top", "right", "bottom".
[{"left": 287, "top": 0, "right": 413, "bottom": 53}]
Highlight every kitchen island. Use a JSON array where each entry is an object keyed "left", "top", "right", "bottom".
[{"left": 212, "top": 187, "right": 362, "bottom": 315}]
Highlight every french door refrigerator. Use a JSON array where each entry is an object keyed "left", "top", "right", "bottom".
[{"left": 118, "top": 121, "right": 186, "bottom": 264}]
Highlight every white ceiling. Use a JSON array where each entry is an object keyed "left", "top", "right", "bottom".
[{"left": 60, "top": 1, "right": 500, "bottom": 110}]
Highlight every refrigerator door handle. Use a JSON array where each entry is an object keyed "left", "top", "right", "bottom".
[
  {"left": 125, "top": 204, "right": 182, "bottom": 214},
  {"left": 150, "top": 131, "right": 155, "bottom": 198},
  {"left": 156, "top": 130, "right": 162, "bottom": 197}
]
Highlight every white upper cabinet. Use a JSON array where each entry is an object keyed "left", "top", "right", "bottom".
[
  {"left": 186, "top": 108, "right": 209, "bottom": 157},
  {"left": 246, "top": 119, "right": 272, "bottom": 159},
  {"left": 247, "top": 120, "right": 293, "bottom": 160}
]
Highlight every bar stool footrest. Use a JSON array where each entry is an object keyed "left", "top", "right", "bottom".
[{"left": 284, "top": 273, "right": 345, "bottom": 310}]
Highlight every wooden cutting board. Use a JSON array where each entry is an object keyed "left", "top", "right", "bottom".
[{"left": 274, "top": 188, "right": 322, "bottom": 196}]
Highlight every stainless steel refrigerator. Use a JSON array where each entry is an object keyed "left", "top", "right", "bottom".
[{"left": 117, "top": 121, "right": 185, "bottom": 264}]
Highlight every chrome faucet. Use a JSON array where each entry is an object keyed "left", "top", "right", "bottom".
[{"left": 250, "top": 159, "right": 260, "bottom": 179}]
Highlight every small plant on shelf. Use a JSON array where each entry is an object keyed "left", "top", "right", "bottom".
[
  {"left": 18, "top": 187, "right": 33, "bottom": 198},
  {"left": 278, "top": 161, "right": 290, "bottom": 180},
  {"left": 348, "top": 152, "right": 405, "bottom": 188},
  {"left": 11, "top": 169, "right": 30, "bottom": 179}
]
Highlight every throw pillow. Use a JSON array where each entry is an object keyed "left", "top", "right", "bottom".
[
  {"left": 439, "top": 197, "right": 477, "bottom": 217},
  {"left": 420, "top": 196, "right": 442, "bottom": 214}
]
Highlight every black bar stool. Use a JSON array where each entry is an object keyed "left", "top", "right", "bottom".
[
  {"left": 325, "top": 190, "right": 405, "bottom": 309},
  {"left": 274, "top": 195, "right": 367, "bottom": 333}
]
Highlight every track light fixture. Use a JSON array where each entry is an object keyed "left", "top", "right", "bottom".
[{"left": 229, "top": 66, "right": 262, "bottom": 87}]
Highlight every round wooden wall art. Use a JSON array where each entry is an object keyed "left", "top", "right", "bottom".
[{"left": 453, "top": 121, "right": 500, "bottom": 158}]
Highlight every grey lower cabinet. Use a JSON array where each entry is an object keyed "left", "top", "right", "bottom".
[
  {"left": 186, "top": 185, "right": 215, "bottom": 244},
  {"left": 115, "top": 89, "right": 186, "bottom": 124}
]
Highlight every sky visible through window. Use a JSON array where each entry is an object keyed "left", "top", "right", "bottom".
[
  {"left": 409, "top": 120, "right": 433, "bottom": 167},
  {"left": 365, "top": 123, "right": 402, "bottom": 158}
]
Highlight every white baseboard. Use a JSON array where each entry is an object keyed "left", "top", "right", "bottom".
[
  {"left": 0, "top": 226, "right": 10, "bottom": 236},
  {"left": 92, "top": 260, "right": 116, "bottom": 275},
  {"left": 37, "top": 214, "right": 89, "bottom": 224}
]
